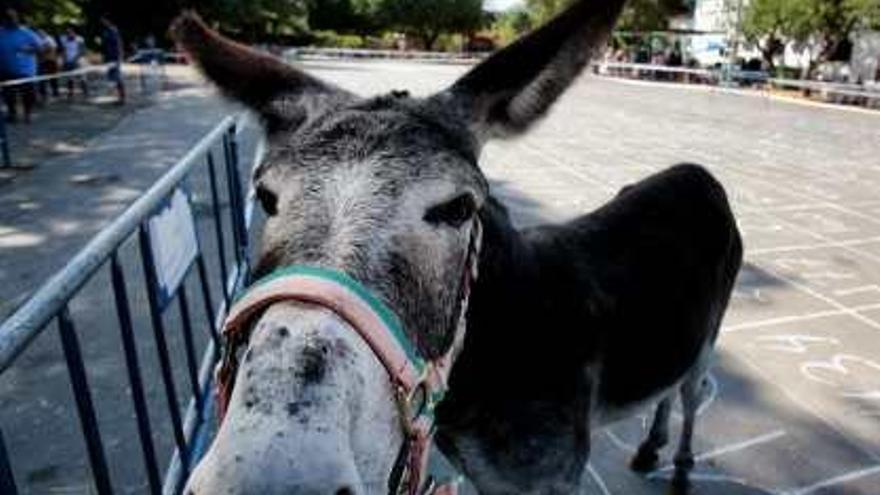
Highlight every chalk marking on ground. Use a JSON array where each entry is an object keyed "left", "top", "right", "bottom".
[
  {"left": 651, "top": 430, "right": 787, "bottom": 474},
  {"left": 834, "top": 285, "right": 880, "bottom": 297},
  {"left": 586, "top": 463, "right": 613, "bottom": 495},
  {"left": 647, "top": 470, "right": 760, "bottom": 488},
  {"left": 747, "top": 251, "right": 880, "bottom": 333},
  {"left": 734, "top": 352, "right": 880, "bottom": 464},
  {"left": 723, "top": 303, "right": 880, "bottom": 333},
  {"left": 785, "top": 464, "right": 880, "bottom": 495},
  {"left": 604, "top": 429, "right": 637, "bottom": 454},
  {"left": 722, "top": 170, "right": 880, "bottom": 291}
]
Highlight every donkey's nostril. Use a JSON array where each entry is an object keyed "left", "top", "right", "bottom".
[{"left": 336, "top": 487, "right": 354, "bottom": 495}]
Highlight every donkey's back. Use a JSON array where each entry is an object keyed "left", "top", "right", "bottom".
[
  {"left": 577, "top": 163, "right": 740, "bottom": 415},
  {"left": 534, "top": 163, "right": 742, "bottom": 489}
]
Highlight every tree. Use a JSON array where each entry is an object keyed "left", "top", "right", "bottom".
[
  {"left": 196, "top": 0, "right": 310, "bottom": 40},
  {"left": 380, "top": 0, "right": 485, "bottom": 50},
  {"left": 741, "top": 0, "right": 790, "bottom": 70},
  {"left": 617, "top": 0, "right": 668, "bottom": 32},
  {"left": 525, "top": 0, "right": 572, "bottom": 27},
  {"left": 490, "top": 7, "right": 532, "bottom": 45},
  {"left": 525, "top": 0, "right": 692, "bottom": 32},
  {"left": 307, "top": 0, "right": 383, "bottom": 34},
  {"left": 742, "top": 0, "right": 880, "bottom": 75},
  {"left": 8, "top": 0, "right": 83, "bottom": 29}
]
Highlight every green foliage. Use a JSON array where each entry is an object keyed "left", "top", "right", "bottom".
[
  {"left": 489, "top": 7, "right": 531, "bottom": 45},
  {"left": 307, "top": 0, "right": 383, "bottom": 34},
  {"left": 434, "top": 32, "right": 466, "bottom": 51},
  {"left": 380, "top": 0, "right": 486, "bottom": 49},
  {"left": 200, "top": 0, "right": 310, "bottom": 39},
  {"left": 525, "top": 0, "right": 573, "bottom": 27},
  {"left": 617, "top": 0, "right": 667, "bottom": 32},
  {"left": 743, "top": 0, "right": 880, "bottom": 68},
  {"left": 16, "top": 0, "right": 83, "bottom": 29},
  {"left": 525, "top": 0, "right": 692, "bottom": 32},
  {"left": 311, "top": 29, "right": 367, "bottom": 47}
]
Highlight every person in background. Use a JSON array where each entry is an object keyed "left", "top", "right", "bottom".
[
  {"left": 0, "top": 8, "right": 44, "bottom": 123},
  {"left": 100, "top": 15, "right": 124, "bottom": 104},
  {"left": 59, "top": 25, "right": 88, "bottom": 98},
  {"left": 36, "top": 28, "right": 60, "bottom": 100}
]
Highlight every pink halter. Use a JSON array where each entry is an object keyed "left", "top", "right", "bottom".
[{"left": 216, "top": 219, "right": 482, "bottom": 495}]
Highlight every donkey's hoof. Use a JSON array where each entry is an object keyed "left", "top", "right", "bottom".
[
  {"left": 630, "top": 447, "right": 660, "bottom": 473},
  {"left": 669, "top": 470, "right": 692, "bottom": 495}
]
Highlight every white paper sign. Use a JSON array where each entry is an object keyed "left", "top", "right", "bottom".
[{"left": 148, "top": 188, "right": 199, "bottom": 306}]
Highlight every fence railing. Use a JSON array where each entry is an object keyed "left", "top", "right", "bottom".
[
  {"left": 0, "top": 64, "right": 106, "bottom": 169},
  {"left": 0, "top": 59, "right": 169, "bottom": 168},
  {"left": 286, "top": 46, "right": 488, "bottom": 62},
  {"left": 594, "top": 61, "right": 880, "bottom": 105},
  {"left": 0, "top": 113, "right": 257, "bottom": 494}
]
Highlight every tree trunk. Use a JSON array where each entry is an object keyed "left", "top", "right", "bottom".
[{"left": 423, "top": 31, "right": 440, "bottom": 51}]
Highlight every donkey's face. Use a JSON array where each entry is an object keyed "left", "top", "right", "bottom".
[
  {"left": 253, "top": 94, "right": 488, "bottom": 356},
  {"left": 176, "top": 1, "right": 624, "bottom": 493}
]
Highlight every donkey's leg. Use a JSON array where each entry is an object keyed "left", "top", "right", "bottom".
[
  {"left": 671, "top": 373, "right": 703, "bottom": 494},
  {"left": 630, "top": 396, "right": 672, "bottom": 472}
]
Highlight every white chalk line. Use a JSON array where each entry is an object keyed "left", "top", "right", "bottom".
[
  {"left": 604, "top": 429, "right": 637, "bottom": 454},
  {"left": 734, "top": 206, "right": 880, "bottom": 332},
  {"left": 524, "top": 142, "right": 619, "bottom": 195},
  {"left": 750, "top": 261, "right": 880, "bottom": 333},
  {"left": 747, "top": 236, "right": 880, "bottom": 255},
  {"left": 733, "top": 352, "right": 880, "bottom": 464},
  {"left": 649, "top": 430, "right": 787, "bottom": 475},
  {"left": 586, "top": 463, "right": 613, "bottom": 495},
  {"left": 727, "top": 165, "right": 880, "bottom": 247},
  {"left": 784, "top": 464, "right": 880, "bottom": 495},
  {"left": 646, "top": 470, "right": 756, "bottom": 487},
  {"left": 722, "top": 303, "right": 880, "bottom": 333},
  {"left": 738, "top": 200, "right": 880, "bottom": 214}
]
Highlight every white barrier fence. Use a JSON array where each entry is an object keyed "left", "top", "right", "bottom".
[
  {"left": 284, "top": 48, "right": 879, "bottom": 107},
  {"left": 594, "top": 61, "right": 880, "bottom": 103}
]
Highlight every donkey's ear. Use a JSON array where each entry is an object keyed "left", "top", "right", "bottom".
[
  {"left": 437, "top": 0, "right": 626, "bottom": 140},
  {"left": 170, "top": 12, "right": 350, "bottom": 130}
]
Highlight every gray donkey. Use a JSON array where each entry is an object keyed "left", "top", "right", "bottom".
[{"left": 175, "top": 1, "right": 742, "bottom": 494}]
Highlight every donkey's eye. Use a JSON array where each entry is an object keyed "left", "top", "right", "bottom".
[
  {"left": 256, "top": 184, "right": 279, "bottom": 216},
  {"left": 424, "top": 194, "right": 477, "bottom": 228}
]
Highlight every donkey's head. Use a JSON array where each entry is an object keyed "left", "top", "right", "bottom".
[{"left": 177, "top": 1, "right": 624, "bottom": 493}]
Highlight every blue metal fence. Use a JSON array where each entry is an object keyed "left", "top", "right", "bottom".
[{"left": 0, "top": 113, "right": 257, "bottom": 494}]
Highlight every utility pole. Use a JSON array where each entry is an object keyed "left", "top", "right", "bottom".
[{"left": 726, "top": 0, "right": 745, "bottom": 85}]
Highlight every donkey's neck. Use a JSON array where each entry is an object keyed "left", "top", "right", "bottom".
[
  {"left": 435, "top": 196, "right": 598, "bottom": 489},
  {"left": 443, "top": 196, "right": 602, "bottom": 403}
]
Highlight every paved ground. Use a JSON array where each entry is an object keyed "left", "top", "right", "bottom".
[
  {"left": 2, "top": 59, "right": 880, "bottom": 494},
  {"left": 0, "top": 64, "right": 192, "bottom": 174}
]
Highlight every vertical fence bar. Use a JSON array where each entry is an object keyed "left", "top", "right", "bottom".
[
  {"left": 57, "top": 306, "right": 113, "bottom": 495},
  {"left": 177, "top": 286, "right": 202, "bottom": 410},
  {"left": 0, "top": 426, "right": 17, "bottom": 495},
  {"left": 222, "top": 128, "right": 247, "bottom": 271},
  {"left": 206, "top": 151, "right": 229, "bottom": 305},
  {"left": 110, "top": 254, "right": 162, "bottom": 495},
  {"left": 138, "top": 225, "right": 191, "bottom": 476},
  {"left": 221, "top": 132, "right": 242, "bottom": 268},
  {"left": 196, "top": 254, "right": 220, "bottom": 349},
  {"left": 228, "top": 127, "right": 248, "bottom": 263},
  {"left": 0, "top": 116, "right": 11, "bottom": 168}
]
